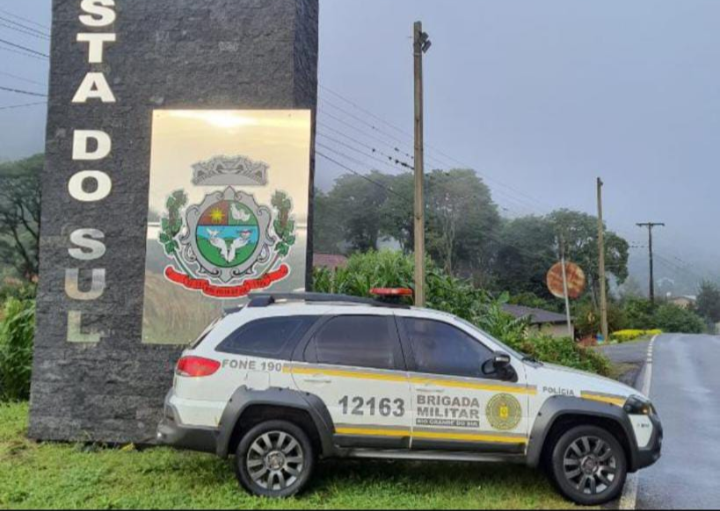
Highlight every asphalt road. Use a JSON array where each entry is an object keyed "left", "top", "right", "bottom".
[
  {"left": 597, "top": 340, "right": 650, "bottom": 386},
  {"left": 598, "top": 340, "right": 650, "bottom": 366},
  {"left": 635, "top": 334, "right": 720, "bottom": 509}
]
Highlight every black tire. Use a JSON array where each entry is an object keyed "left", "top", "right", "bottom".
[
  {"left": 235, "top": 420, "right": 315, "bottom": 498},
  {"left": 549, "top": 425, "right": 627, "bottom": 506}
]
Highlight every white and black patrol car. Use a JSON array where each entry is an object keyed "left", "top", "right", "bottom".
[{"left": 157, "top": 290, "right": 662, "bottom": 506}]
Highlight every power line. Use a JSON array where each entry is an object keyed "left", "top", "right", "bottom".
[
  {"left": 316, "top": 133, "right": 532, "bottom": 219},
  {"left": 0, "top": 37, "right": 49, "bottom": 58},
  {"left": 317, "top": 131, "right": 414, "bottom": 172},
  {"left": 0, "top": 100, "right": 46, "bottom": 111},
  {"left": 320, "top": 95, "right": 413, "bottom": 149},
  {"left": 316, "top": 142, "right": 407, "bottom": 181},
  {"left": 318, "top": 106, "right": 540, "bottom": 216},
  {"left": 0, "top": 9, "right": 51, "bottom": 31},
  {"left": 318, "top": 120, "right": 405, "bottom": 162},
  {"left": 319, "top": 109, "right": 415, "bottom": 160},
  {"left": 319, "top": 85, "right": 554, "bottom": 214},
  {"left": 0, "top": 71, "right": 46, "bottom": 87},
  {"left": 316, "top": 151, "right": 408, "bottom": 201},
  {"left": 0, "top": 85, "right": 47, "bottom": 98},
  {"left": 321, "top": 85, "right": 414, "bottom": 140},
  {"left": 654, "top": 253, "right": 705, "bottom": 283},
  {"left": 319, "top": 111, "right": 542, "bottom": 217},
  {"left": 0, "top": 44, "right": 47, "bottom": 61},
  {"left": 0, "top": 18, "right": 51, "bottom": 41}
]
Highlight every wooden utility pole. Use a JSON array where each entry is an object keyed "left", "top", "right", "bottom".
[
  {"left": 558, "top": 235, "right": 574, "bottom": 338},
  {"left": 637, "top": 222, "right": 665, "bottom": 305},
  {"left": 597, "top": 178, "right": 609, "bottom": 342},
  {"left": 413, "top": 21, "right": 431, "bottom": 307}
]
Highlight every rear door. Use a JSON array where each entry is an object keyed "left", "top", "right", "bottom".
[
  {"left": 291, "top": 313, "right": 413, "bottom": 450},
  {"left": 399, "top": 315, "right": 531, "bottom": 454},
  {"left": 207, "top": 315, "right": 320, "bottom": 413}
]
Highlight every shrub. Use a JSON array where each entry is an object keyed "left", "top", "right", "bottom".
[
  {"left": 621, "top": 297, "right": 655, "bottom": 330},
  {"left": 512, "top": 335, "right": 611, "bottom": 377},
  {"left": 573, "top": 301, "right": 625, "bottom": 339},
  {"left": 314, "top": 250, "right": 489, "bottom": 321},
  {"left": 0, "top": 298, "right": 35, "bottom": 402},
  {"left": 508, "top": 292, "right": 562, "bottom": 313},
  {"left": 0, "top": 279, "right": 36, "bottom": 307},
  {"left": 610, "top": 329, "right": 663, "bottom": 343},
  {"left": 652, "top": 304, "right": 706, "bottom": 334}
]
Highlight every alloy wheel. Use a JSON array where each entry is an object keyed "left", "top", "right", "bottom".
[
  {"left": 246, "top": 431, "right": 305, "bottom": 492},
  {"left": 562, "top": 435, "right": 618, "bottom": 495}
]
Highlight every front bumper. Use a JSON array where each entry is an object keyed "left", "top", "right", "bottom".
[
  {"left": 634, "top": 413, "right": 663, "bottom": 471},
  {"left": 156, "top": 393, "right": 218, "bottom": 455}
]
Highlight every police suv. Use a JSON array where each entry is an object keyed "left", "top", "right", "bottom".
[{"left": 157, "top": 290, "right": 662, "bottom": 506}]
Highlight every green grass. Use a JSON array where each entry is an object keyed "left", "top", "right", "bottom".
[{"left": 0, "top": 403, "right": 579, "bottom": 510}]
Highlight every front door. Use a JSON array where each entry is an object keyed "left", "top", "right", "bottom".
[
  {"left": 291, "top": 313, "right": 413, "bottom": 450},
  {"left": 399, "top": 316, "right": 531, "bottom": 454}
]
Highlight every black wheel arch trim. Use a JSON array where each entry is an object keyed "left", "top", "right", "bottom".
[
  {"left": 216, "top": 386, "right": 336, "bottom": 459},
  {"left": 526, "top": 395, "right": 641, "bottom": 472}
]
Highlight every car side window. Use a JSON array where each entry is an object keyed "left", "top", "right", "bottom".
[
  {"left": 402, "top": 318, "right": 494, "bottom": 378},
  {"left": 216, "top": 316, "right": 318, "bottom": 360},
  {"left": 305, "top": 315, "right": 397, "bottom": 370}
]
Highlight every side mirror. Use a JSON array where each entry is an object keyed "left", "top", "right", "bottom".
[
  {"left": 493, "top": 352, "right": 512, "bottom": 368},
  {"left": 482, "top": 352, "right": 515, "bottom": 380}
]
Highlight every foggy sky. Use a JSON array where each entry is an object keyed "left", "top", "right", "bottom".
[{"left": 2, "top": 0, "right": 718, "bottom": 286}]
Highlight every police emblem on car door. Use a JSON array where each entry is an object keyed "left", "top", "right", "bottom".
[{"left": 399, "top": 316, "right": 532, "bottom": 452}]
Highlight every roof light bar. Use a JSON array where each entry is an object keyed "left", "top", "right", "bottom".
[{"left": 370, "top": 288, "right": 414, "bottom": 297}]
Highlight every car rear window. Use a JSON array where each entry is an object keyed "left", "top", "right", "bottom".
[
  {"left": 304, "top": 315, "right": 398, "bottom": 370},
  {"left": 216, "top": 316, "right": 319, "bottom": 359},
  {"left": 190, "top": 317, "right": 222, "bottom": 349}
]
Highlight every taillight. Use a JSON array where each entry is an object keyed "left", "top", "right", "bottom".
[{"left": 176, "top": 356, "right": 221, "bottom": 378}]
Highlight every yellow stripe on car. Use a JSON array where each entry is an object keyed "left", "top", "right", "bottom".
[
  {"left": 285, "top": 365, "right": 536, "bottom": 395},
  {"left": 284, "top": 366, "right": 406, "bottom": 383},
  {"left": 335, "top": 427, "right": 411, "bottom": 438},
  {"left": 409, "top": 376, "right": 537, "bottom": 395},
  {"left": 581, "top": 392, "right": 627, "bottom": 407},
  {"left": 335, "top": 427, "right": 527, "bottom": 445},
  {"left": 413, "top": 430, "right": 527, "bottom": 445}
]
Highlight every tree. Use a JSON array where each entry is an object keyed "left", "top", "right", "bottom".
[
  {"left": 424, "top": 169, "right": 500, "bottom": 278},
  {"left": 620, "top": 296, "right": 655, "bottom": 329},
  {"left": 491, "top": 215, "right": 557, "bottom": 299},
  {"left": 378, "top": 173, "right": 414, "bottom": 252},
  {"left": 0, "top": 155, "right": 42, "bottom": 281},
  {"left": 488, "top": 210, "right": 630, "bottom": 304},
  {"left": 549, "top": 209, "right": 629, "bottom": 303},
  {"left": 312, "top": 188, "right": 345, "bottom": 254},
  {"left": 653, "top": 303, "right": 706, "bottom": 334},
  {"left": 322, "top": 169, "right": 502, "bottom": 279},
  {"left": 696, "top": 281, "right": 720, "bottom": 323},
  {"left": 325, "top": 171, "right": 394, "bottom": 253}
]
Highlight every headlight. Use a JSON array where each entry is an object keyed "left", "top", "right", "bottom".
[{"left": 624, "top": 395, "right": 656, "bottom": 416}]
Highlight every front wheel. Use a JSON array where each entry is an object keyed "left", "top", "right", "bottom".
[
  {"left": 550, "top": 425, "right": 628, "bottom": 506},
  {"left": 235, "top": 420, "right": 315, "bottom": 498}
]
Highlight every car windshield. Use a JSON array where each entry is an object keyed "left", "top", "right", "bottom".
[{"left": 455, "top": 317, "right": 529, "bottom": 361}]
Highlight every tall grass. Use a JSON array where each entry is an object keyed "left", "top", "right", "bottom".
[{"left": 0, "top": 298, "right": 35, "bottom": 402}]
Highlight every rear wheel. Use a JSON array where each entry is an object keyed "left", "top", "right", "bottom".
[
  {"left": 235, "top": 420, "right": 315, "bottom": 498},
  {"left": 550, "top": 425, "right": 627, "bottom": 506}
]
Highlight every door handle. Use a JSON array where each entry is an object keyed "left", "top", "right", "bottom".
[
  {"left": 303, "top": 375, "right": 332, "bottom": 385},
  {"left": 417, "top": 386, "right": 445, "bottom": 394}
]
